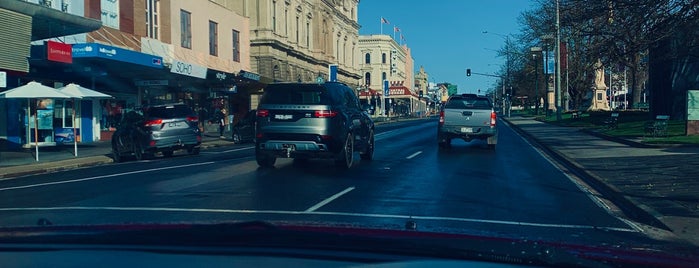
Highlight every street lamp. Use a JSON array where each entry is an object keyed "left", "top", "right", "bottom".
[{"left": 483, "top": 30, "right": 512, "bottom": 117}]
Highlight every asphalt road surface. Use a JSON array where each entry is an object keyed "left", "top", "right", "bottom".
[{"left": 0, "top": 118, "right": 669, "bottom": 248}]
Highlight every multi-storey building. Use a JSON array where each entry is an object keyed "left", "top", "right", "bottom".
[
  {"left": 231, "top": 0, "right": 361, "bottom": 95},
  {"left": 2, "top": 0, "right": 257, "bottom": 148},
  {"left": 358, "top": 34, "right": 422, "bottom": 116}
]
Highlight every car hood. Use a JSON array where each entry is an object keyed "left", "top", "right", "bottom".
[{"left": 0, "top": 221, "right": 696, "bottom": 267}]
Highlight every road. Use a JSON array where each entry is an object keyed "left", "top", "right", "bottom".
[{"left": 0, "top": 118, "right": 665, "bottom": 248}]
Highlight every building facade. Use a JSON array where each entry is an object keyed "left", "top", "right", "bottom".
[
  {"left": 231, "top": 0, "right": 361, "bottom": 90},
  {"left": 358, "top": 34, "right": 422, "bottom": 116},
  {"left": 2, "top": 0, "right": 257, "bottom": 148}
]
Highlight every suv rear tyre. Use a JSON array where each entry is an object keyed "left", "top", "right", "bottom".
[
  {"left": 360, "top": 130, "right": 374, "bottom": 160},
  {"left": 335, "top": 133, "right": 354, "bottom": 169},
  {"left": 112, "top": 143, "right": 123, "bottom": 163},
  {"left": 256, "top": 153, "right": 276, "bottom": 168}
]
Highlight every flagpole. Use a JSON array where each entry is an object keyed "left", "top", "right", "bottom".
[{"left": 380, "top": 17, "right": 383, "bottom": 35}]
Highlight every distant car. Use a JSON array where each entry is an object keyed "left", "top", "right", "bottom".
[
  {"left": 437, "top": 94, "right": 498, "bottom": 149},
  {"left": 111, "top": 103, "right": 202, "bottom": 162},
  {"left": 255, "top": 82, "right": 374, "bottom": 169},
  {"left": 231, "top": 110, "right": 257, "bottom": 144}
]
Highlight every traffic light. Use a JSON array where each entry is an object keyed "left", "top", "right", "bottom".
[{"left": 466, "top": 69, "right": 471, "bottom": 76}]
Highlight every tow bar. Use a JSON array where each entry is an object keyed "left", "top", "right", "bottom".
[{"left": 285, "top": 146, "right": 293, "bottom": 158}]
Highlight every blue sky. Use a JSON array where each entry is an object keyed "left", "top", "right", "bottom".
[{"left": 357, "top": 0, "right": 535, "bottom": 94}]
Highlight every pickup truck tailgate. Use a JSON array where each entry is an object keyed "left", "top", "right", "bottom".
[{"left": 443, "top": 108, "right": 492, "bottom": 127}]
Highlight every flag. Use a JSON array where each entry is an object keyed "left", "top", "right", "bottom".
[
  {"left": 400, "top": 33, "right": 405, "bottom": 41},
  {"left": 381, "top": 17, "right": 390, "bottom": 24},
  {"left": 394, "top": 26, "right": 400, "bottom": 32}
]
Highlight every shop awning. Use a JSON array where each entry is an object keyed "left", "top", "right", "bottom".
[{"left": 0, "top": 0, "right": 102, "bottom": 41}]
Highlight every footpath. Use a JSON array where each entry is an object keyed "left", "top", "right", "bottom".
[{"left": 504, "top": 116, "right": 699, "bottom": 246}]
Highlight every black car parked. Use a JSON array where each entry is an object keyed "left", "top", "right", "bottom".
[
  {"left": 111, "top": 103, "right": 202, "bottom": 162},
  {"left": 255, "top": 82, "right": 374, "bottom": 169},
  {"left": 231, "top": 110, "right": 257, "bottom": 144}
]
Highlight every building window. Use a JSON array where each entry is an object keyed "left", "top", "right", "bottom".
[
  {"left": 295, "top": 16, "right": 300, "bottom": 43},
  {"left": 365, "top": 53, "right": 371, "bottom": 64},
  {"left": 101, "top": 0, "right": 120, "bottom": 29},
  {"left": 209, "top": 20, "right": 218, "bottom": 56},
  {"left": 365, "top": 72, "right": 371, "bottom": 85},
  {"left": 382, "top": 72, "right": 387, "bottom": 81},
  {"left": 272, "top": 1, "right": 277, "bottom": 33},
  {"left": 284, "top": 8, "right": 288, "bottom": 36},
  {"left": 180, "top": 10, "right": 192, "bottom": 48},
  {"left": 232, "top": 29, "right": 240, "bottom": 62},
  {"left": 146, "top": 0, "right": 160, "bottom": 39},
  {"left": 306, "top": 21, "right": 310, "bottom": 47},
  {"left": 382, "top": 53, "right": 387, "bottom": 64}
]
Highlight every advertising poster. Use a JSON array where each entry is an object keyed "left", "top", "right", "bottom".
[
  {"left": 55, "top": 128, "right": 79, "bottom": 143},
  {"left": 37, "top": 110, "right": 54, "bottom": 130}
]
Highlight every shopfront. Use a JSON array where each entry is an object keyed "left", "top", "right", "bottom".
[{"left": 70, "top": 42, "right": 165, "bottom": 141}]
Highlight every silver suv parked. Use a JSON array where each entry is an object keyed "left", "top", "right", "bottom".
[
  {"left": 111, "top": 103, "right": 202, "bottom": 162},
  {"left": 255, "top": 82, "right": 374, "bottom": 169}
]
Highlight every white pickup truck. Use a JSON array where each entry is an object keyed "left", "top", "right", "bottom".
[{"left": 437, "top": 94, "right": 498, "bottom": 149}]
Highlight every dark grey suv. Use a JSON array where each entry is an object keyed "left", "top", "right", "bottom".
[
  {"left": 255, "top": 82, "right": 375, "bottom": 169},
  {"left": 111, "top": 103, "right": 202, "bottom": 162}
]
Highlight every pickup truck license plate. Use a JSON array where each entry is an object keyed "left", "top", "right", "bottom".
[{"left": 461, "top": 127, "right": 473, "bottom": 133}]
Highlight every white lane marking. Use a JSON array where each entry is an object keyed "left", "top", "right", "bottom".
[
  {"left": 220, "top": 146, "right": 255, "bottom": 153},
  {"left": 406, "top": 151, "right": 422, "bottom": 159},
  {"left": 502, "top": 120, "right": 642, "bottom": 232},
  {"left": 0, "top": 206, "right": 637, "bottom": 232},
  {"left": 0, "top": 162, "right": 216, "bottom": 192},
  {"left": 304, "top": 187, "right": 355, "bottom": 212},
  {"left": 375, "top": 129, "right": 398, "bottom": 137}
]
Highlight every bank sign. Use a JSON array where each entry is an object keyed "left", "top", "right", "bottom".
[{"left": 72, "top": 43, "right": 163, "bottom": 68}]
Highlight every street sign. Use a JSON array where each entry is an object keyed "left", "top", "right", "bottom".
[
  {"left": 328, "top": 64, "right": 338, "bottom": 82},
  {"left": 0, "top": 71, "right": 6, "bottom": 88}
]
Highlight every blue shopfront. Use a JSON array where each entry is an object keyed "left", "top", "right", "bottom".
[{"left": 70, "top": 43, "right": 164, "bottom": 142}]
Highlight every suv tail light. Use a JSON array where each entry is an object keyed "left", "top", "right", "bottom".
[
  {"left": 257, "top": 109, "right": 270, "bottom": 117},
  {"left": 439, "top": 111, "right": 445, "bottom": 126},
  {"left": 144, "top": 119, "right": 163, "bottom": 126},
  {"left": 314, "top": 110, "right": 338, "bottom": 118},
  {"left": 490, "top": 111, "right": 497, "bottom": 127},
  {"left": 186, "top": 116, "right": 199, "bottom": 122}
]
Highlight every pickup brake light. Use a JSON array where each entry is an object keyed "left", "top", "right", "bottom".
[
  {"left": 490, "top": 111, "right": 497, "bottom": 127},
  {"left": 439, "top": 111, "right": 445, "bottom": 125}
]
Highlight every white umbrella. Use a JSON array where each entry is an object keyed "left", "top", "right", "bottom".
[
  {"left": 58, "top": 83, "right": 113, "bottom": 157},
  {"left": 0, "top": 82, "right": 72, "bottom": 161},
  {"left": 59, "top": 83, "right": 112, "bottom": 99}
]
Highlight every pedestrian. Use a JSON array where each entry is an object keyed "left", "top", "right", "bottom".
[{"left": 217, "top": 108, "right": 226, "bottom": 138}]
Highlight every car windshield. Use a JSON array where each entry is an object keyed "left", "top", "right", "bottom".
[{"left": 1, "top": 0, "right": 698, "bottom": 267}]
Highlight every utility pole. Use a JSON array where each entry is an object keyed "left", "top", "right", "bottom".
[{"left": 555, "top": 0, "right": 562, "bottom": 120}]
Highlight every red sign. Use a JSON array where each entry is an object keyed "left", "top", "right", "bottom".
[{"left": 47, "top": 41, "right": 72, "bottom": 63}]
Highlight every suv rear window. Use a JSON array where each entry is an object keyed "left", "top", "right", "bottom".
[
  {"left": 260, "top": 84, "right": 337, "bottom": 105},
  {"left": 145, "top": 105, "right": 194, "bottom": 119},
  {"left": 445, "top": 97, "right": 492, "bottom": 109}
]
